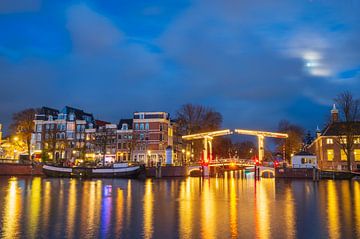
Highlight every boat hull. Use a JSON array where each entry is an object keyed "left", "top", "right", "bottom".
[{"left": 43, "top": 165, "right": 144, "bottom": 178}]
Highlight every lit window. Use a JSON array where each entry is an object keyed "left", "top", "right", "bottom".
[
  {"left": 341, "top": 150, "right": 347, "bottom": 161},
  {"left": 326, "top": 138, "right": 333, "bottom": 144},
  {"left": 327, "top": 149, "right": 334, "bottom": 161},
  {"left": 354, "top": 138, "right": 360, "bottom": 144},
  {"left": 340, "top": 138, "right": 347, "bottom": 144},
  {"left": 36, "top": 124, "right": 42, "bottom": 132},
  {"left": 354, "top": 150, "right": 360, "bottom": 161},
  {"left": 122, "top": 124, "right": 128, "bottom": 130}
]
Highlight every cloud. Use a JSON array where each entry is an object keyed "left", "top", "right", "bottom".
[
  {"left": 66, "top": 4, "right": 123, "bottom": 55},
  {"left": 1, "top": 0, "right": 360, "bottom": 133},
  {"left": 0, "top": 0, "right": 41, "bottom": 13}
]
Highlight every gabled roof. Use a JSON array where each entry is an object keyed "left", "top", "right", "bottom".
[
  {"left": 61, "top": 106, "right": 94, "bottom": 121},
  {"left": 294, "top": 151, "right": 315, "bottom": 156},
  {"left": 118, "top": 119, "right": 133, "bottom": 129},
  {"left": 321, "top": 121, "right": 360, "bottom": 136},
  {"left": 94, "top": 120, "right": 110, "bottom": 127}
]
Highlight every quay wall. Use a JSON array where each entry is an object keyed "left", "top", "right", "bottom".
[
  {"left": 146, "top": 166, "right": 188, "bottom": 177},
  {"left": 0, "top": 163, "right": 43, "bottom": 176},
  {"left": 275, "top": 168, "right": 315, "bottom": 179}
]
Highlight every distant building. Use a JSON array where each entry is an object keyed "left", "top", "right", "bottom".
[
  {"left": 116, "top": 119, "right": 133, "bottom": 161},
  {"left": 132, "top": 112, "right": 174, "bottom": 165},
  {"left": 291, "top": 151, "right": 317, "bottom": 169},
  {"left": 32, "top": 106, "right": 94, "bottom": 162},
  {"left": 308, "top": 104, "right": 360, "bottom": 171}
]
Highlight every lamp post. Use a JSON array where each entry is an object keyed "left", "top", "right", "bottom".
[
  {"left": 186, "top": 151, "right": 190, "bottom": 165},
  {"left": 147, "top": 150, "right": 151, "bottom": 166},
  {"left": 181, "top": 149, "right": 185, "bottom": 165}
]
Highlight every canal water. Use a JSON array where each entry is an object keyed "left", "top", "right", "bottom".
[{"left": 0, "top": 173, "right": 359, "bottom": 239}]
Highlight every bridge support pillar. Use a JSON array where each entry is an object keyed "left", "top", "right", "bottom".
[
  {"left": 258, "top": 135, "right": 264, "bottom": 163},
  {"left": 208, "top": 139, "right": 212, "bottom": 162},
  {"left": 203, "top": 137, "right": 208, "bottom": 163},
  {"left": 203, "top": 165, "right": 209, "bottom": 177}
]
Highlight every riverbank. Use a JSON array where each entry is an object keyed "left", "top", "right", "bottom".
[
  {"left": 275, "top": 167, "right": 357, "bottom": 180},
  {"left": 0, "top": 163, "right": 43, "bottom": 176}
]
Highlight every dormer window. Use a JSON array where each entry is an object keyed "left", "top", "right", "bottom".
[
  {"left": 122, "top": 123, "right": 128, "bottom": 130},
  {"left": 69, "top": 113, "right": 75, "bottom": 121}
]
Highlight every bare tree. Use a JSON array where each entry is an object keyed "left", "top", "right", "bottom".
[
  {"left": 275, "top": 120, "right": 305, "bottom": 162},
  {"left": 95, "top": 126, "right": 117, "bottom": 165},
  {"left": 176, "top": 103, "right": 223, "bottom": 161},
  {"left": 10, "top": 108, "right": 39, "bottom": 161},
  {"left": 176, "top": 103, "right": 223, "bottom": 135},
  {"left": 333, "top": 91, "right": 360, "bottom": 171}
]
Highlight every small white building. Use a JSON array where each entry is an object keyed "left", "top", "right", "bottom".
[{"left": 291, "top": 151, "right": 318, "bottom": 169}]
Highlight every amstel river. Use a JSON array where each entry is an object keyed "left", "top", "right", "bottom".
[{"left": 0, "top": 173, "right": 359, "bottom": 239}]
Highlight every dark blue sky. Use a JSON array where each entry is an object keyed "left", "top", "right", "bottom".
[{"left": 1, "top": 0, "right": 360, "bottom": 134}]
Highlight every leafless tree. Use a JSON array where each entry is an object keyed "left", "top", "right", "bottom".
[
  {"left": 333, "top": 91, "right": 360, "bottom": 171},
  {"left": 176, "top": 103, "right": 223, "bottom": 135},
  {"left": 176, "top": 103, "right": 223, "bottom": 161},
  {"left": 10, "top": 108, "right": 39, "bottom": 161},
  {"left": 95, "top": 126, "right": 117, "bottom": 165},
  {"left": 275, "top": 120, "right": 305, "bottom": 162}
]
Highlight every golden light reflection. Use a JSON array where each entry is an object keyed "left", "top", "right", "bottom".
[
  {"left": 254, "top": 179, "right": 274, "bottom": 239},
  {"left": 143, "top": 180, "right": 153, "bottom": 239},
  {"left": 42, "top": 181, "right": 51, "bottom": 231},
  {"left": 341, "top": 182, "right": 351, "bottom": 231},
  {"left": 229, "top": 177, "right": 238, "bottom": 238},
  {"left": 179, "top": 178, "right": 193, "bottom": 238},
  {"left": 66, "top": 179, "right": 77, "bottom": 238},
  {"left": 354, "top": 181, "right": 360, "bottom": 236},
  {"left": 2, "top": 178, "right": 21, "bottom": 239},
  {"left": 201, "top": 179, "right": 216, "bottom": 239},
  {"left": 82, "top": 181, "right": 95, "bottom": 236},
  {"left": 284, "top": 186, "right": 296, "bottom": 239},
  {"left": 126, "top": 180, "right": 132, "bottom": 229},
  {"left": 29, "top": 177, "right": 41, "bottom": 238},
  {"left": 115, "top": 188, "right": 124, "bottom": 236},
  {"left": 327, "top": 181, "right": 340, "bottom": 239}
]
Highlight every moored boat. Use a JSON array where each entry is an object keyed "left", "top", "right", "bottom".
[{"left": 43, "top": 163, "right": 145, "bottom": 178}]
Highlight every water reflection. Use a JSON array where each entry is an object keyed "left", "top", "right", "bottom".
[
  {"left": 179, "top": 178, "right": 193, "bottom": 238},
  {"left": 143, "top": 180, "right": 153, "bottom": 239},
  {"left": 283, "top": 186, "right": 296, "bottom": 239},
  {"left": 0, "top": 175, "right": 359, "bottom": 239},
  {"left": 66, "top": 179, "right": 76, "bottom": 238},
  {"left": 2, "top": 178, "right": 21, "bottom": 239},
  {"left": 327, "top": 180, "right": 340, "bottom": 239}
]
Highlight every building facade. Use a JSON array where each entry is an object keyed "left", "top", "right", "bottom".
[
  {"left": 132, "top": 112, "right": 174, "bottom": 165},
  {"left": 32, "top": 106, "right": 94, "bottom": 163},
  {"left": 116, "top": 119, "right": 133, "bottom": 161},
  {"left": 309, "top": 105, "right": 360, "bottom": 171}
]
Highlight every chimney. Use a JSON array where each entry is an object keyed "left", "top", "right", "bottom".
[{"left": 331, "top": 104, "right": 339, "bottom": 122}]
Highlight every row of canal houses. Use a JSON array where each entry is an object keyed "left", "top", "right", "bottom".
[{"left": 31, "top": 106, "right": 181, "bottom": 166}]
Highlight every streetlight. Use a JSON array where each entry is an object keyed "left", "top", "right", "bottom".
[
  {"left": 181, "top": 149, "right": 185, "bottom": 165},
  {"left": 147, "top": 150, "right": 152, "bottom": 166}
]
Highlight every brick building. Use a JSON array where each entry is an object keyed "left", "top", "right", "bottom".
[
  {"left": 116, "top": 119, "right": 133, "bottom": 161},
  {"left": 132, "top": 112, "right": 174, "bottom": 165},
  {"left": 309, "top": 105, "right": 360, "bottom": 171}
]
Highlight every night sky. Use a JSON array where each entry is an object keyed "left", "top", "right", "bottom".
[{"left": 1, "top": 0, "right": 360, "bottom": 134}]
